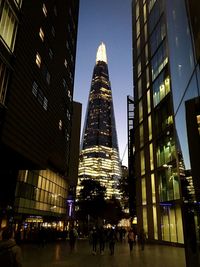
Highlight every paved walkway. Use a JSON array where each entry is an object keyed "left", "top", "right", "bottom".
[{"left": 21, "top": 239, "right": 186, "bottom": 267}]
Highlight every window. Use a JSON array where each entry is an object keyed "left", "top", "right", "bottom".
[
  {"left": 137, "top": 78, "right": 142, "bottom": 99},
  {"left": 46, "top": 71, "right": 51, "bottom": 84},
  {"left": 42, "top": 4, "right": 47, "bottom": 17},
  {"left": 36, "top": 53, "right": 41, "bottom": 68},
  {"left": 0, "top": 1, "right": 18, "bottom": 51},
  {"left": 151, "top": 174, "right": 156, "bottom": 203},
  {"left": 149, "top": 143, "right": 154, "bottom": 170},
  {"left": 139, "top": 99, "right": 143, "bottom": 123},
  {"left": 49, "top": 49, "right": 53, "bottom": 59},
  {"left": 32, "top": 81, "right": 48, "bottom": 111},
  {"left": 32, "top": 81, "right": 38, "bottom": 96},
  {"left": 67, "top": 109, "right": 71, "bottom": 120},
  {"left": 0, "top": 61, "right": 9, "bottom": 104},
  {"left": 147, "top": 89, "right": 151, "bottom": 114},
  {"left": 141, "top": 178, "right": 146, "bottom": 205},
  {"left": 140, "top": 150, "right": 145, "bottom": 175},
  {"left": 148, "top": 115, "right": 152, "bottom": 140},
  {"left": 64, "top": 59, "right": 68, "bottom": 68},
  {"left": 136, "top": 18, "right": 140, "bottom": 38},
  {"left": 140, "top": 124, "right": 144, "bottom": 148},
  {"left": 59, "top": 120, "right": 62, "bottom": 130},
  {"left": 39, "top": 28, "right": 44, "bottom": 41}
]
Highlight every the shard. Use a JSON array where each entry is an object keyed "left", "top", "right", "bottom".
[{"left": 77, "top": 43, "right": 121, "bottom": 199}]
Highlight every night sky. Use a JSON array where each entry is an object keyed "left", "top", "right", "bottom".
[{"left": 74, "top": 0, "right": 133, "bottom": 166}]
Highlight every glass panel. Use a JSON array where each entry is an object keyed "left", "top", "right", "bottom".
[
  {"left": 140, "top": 150, "right": 145, "bottom": 175},
  {"left": 142, "top": 177, "right": 146, "bottom": 205},
  {"left": 169, "top": 207, "right": 177, "bottom": 242},
  {"left": 151, "top": 174, "right": 156, "bottom": 203},
  {"left": 143, "top": 206, "right": 148, "bottom": 237},
  {"left": 153, "top": 205, "right": 158, "bottom": 239},
  {"left": 149, "top": 143, "right": 154, "bottom": 170},
  {"left": 139, "top": 99, "right": 143, "bottom": 123},
  {"left": 148, "top": 115, "right": 152, "bottom": 140},
  {"left": 140, "top": 124, "right": 144, "bottom": 147}
]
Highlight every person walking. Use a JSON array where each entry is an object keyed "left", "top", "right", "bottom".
[
  {"left": 69, "top": 226, "right": 78, "bottom": 252},
  {"left": 138, "top": 228, "right": 146, "bottom": 251},
  {"left": 0, "top": 226, "right": 23, "bottom": 267},
  {"left": 127, "top": 228, "right": 135, "bottom": 252},
  {"left": 91, "top": 226, "right": 98, "bottom": 255},
  {"left": 108, "top": 228, "right": 117, "bottom": 255},
  {"left": 99, "top": 227, "right": 106, "bottom": 255}
]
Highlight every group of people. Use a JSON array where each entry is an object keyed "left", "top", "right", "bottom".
[
  {"left": 88, "top": 226, "right": 146, "bottom": 255},
  {"left": 0, "top": 225, "right": 146, "bottom": 266}
]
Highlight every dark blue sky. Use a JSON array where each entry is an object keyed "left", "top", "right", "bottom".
[{"left": 74, "top": 0, "right": 133, "bottom": 166}]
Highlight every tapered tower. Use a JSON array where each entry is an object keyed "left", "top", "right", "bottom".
[{"left": 77, "top": 43, "right": 121, "bottom": 199}]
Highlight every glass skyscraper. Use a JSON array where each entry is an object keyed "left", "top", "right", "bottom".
[
  {"left": 132, "top": 1, "right": 200, "bottom": 265},
  {"left": 77, "top": 43, "right": 121, "bottom": 199}
]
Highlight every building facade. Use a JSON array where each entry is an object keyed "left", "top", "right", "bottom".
[
  {"left": 132, "top": 1, "right": 200, "bottom": 261},
  {"left": 77, "top": 43, "right": 121, "bottom": 199},
  {"left": 0, "top": 0, "right": 80, "bottom": 229}
]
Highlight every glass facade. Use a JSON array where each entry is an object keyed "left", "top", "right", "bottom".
[
  {"left": 131, "top": 0, "right": 200, "bottom": 247},
  {"left": 15, "top": 169, "right": 68, "bottom": 216},
  {"left": 77, "top": 43, "right": 121, "bottom": 199}
]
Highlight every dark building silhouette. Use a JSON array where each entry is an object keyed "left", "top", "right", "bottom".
[
  {"left": 131, "top": 0, "right": 200, "bottom": 265},
  {"left": 0, "top": 0, "right": 80, "bottom": 229},
  {"left": 77, "top": 43, "right": 121, "bottom": 199}
]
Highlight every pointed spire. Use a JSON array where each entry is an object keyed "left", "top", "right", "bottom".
[{"left": 96, "top": 42, "right": 107, "bottom": 64}]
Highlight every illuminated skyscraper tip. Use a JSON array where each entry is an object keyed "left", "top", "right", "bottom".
[{"left": 96, "top": 42, "right": 107, "bottom": 63}]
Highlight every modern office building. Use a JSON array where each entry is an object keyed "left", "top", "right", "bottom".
[
  {"left": 77, "top": 43, "right": 121, "bottom": 199},
  {"left": 0, "top": 0, "right": 80, "bottom": 229},
  {"left": 132, "top": 2, "right": 200, "bottom": 263}
]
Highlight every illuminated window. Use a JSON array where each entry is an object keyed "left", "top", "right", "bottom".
[
  {"left": 36, "top": 53, "right": 41, "bottom": 68},
  {"left": 136, "top": 36, "right": 141, "bottom": 58},
  {"left": 145, "top": 44, "right": 149, "bottom": 65},
  {"left": 39, "top": 28, "right": 44, "bottom": 41},
  {"left": 137, "top": 59, "right": 141, "bottom": 77},
  {"left": 149, "top": 143, "right": 154, "bottom": 170},
  {"left": 59, "top": 120, "right": 62, "bottom": 130},
  {"left": 64, "top": 59, "right": 68, "bottom": 68},
  {"left": 197, "top": 115, "right": 200, "bottom": 136},
  {"left": 136, "top": 18, "right": 140, "bottom": 38},
  {"left": 147, "top": 89, "right": 151, "bottom": 114},
  {"left": 153, "top": 206, "right": 158, "bottom": 239},
  {"left": 138, "top": 78, "right": 142, "bottom": 99},
  {"left": 148, "top": 115, "right": 152, "bottom": 140},
  {"left": 143, "top": 2, "right": 147, "bottom": 23},
  {"left": 136, "top": 1, "right": 139, "bottom": 20},
  {"left": 139, "top": 99, "right": 143, "bottom": 123},
  {"left": 146, "top": 66, "right": 150, "bottom": 88},
  {"left": 140, "top": 150, "right": 145, "bottom": 175},
  {"left": 42, "top": 4, "right": 47, "bottom": 17},
  {"left": 140, "top": 124, "right": 144, "bottom": 148},
  {"left": 141, "top": 178, "right": 146, "bottom": 205},
  {"left": 0, "top": 1, "right": 18, "bottom": 51},
  {"left": 151, "top": 174, "right": 156, "bottom": 203},
  {"left": 0, "top": 62, "right": 9, "bottom": 104},
  {"left": 143, "top": 206, "right": 148, "bottom": 237}
]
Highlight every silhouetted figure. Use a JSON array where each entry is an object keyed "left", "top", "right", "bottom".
[
  {"left": 69, "top": 227, "right": 78, "bottom": 252},
  {"left": 108, "top": 228, "right": 117, "bottom": 255},
  {"left": 99, "top": 227, "right": 106, "bottom": 255},
  {"left": 91, "top": 227, "right": 98, "bottom": 255},
  {"left": 127, "top": 228, "right": 135, "bottom": 252},
  {"left": 0, "top": 227, "right": 23, "bottom": 267},
  {"left": 138, "top": 228, "right": 146, "bottom": 251}
]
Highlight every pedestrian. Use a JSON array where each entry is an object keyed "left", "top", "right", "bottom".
[
  {"left": 127, "top": 228, "right": 135, "bottom": 252},
  {"left": 0, "top": 226, "right": 23, "bottom": 267},
  {"left": 99, "top": 227, "right": 106, "bottom": 255},
  {"left": 91, "top": 226, "right": 98, "bottom": 255},
  {"left": 138, "top": 228, "right": 146, "bottom": 250},
  {"left": 69, "top": 226, "right": 78, "bottom": 252},
  {"left": 108, "top": 227, "right": 117, "bottom": 255}
]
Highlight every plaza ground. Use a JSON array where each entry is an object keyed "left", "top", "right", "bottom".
[{"left": 21, "top": 239, "right": 186, "bottom": 267}]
